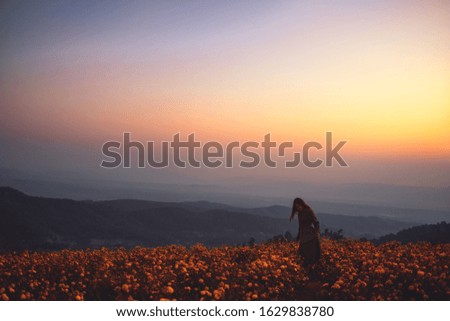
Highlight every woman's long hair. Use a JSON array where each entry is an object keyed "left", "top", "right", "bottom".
[{"left": 291, "top": 197, "right": 310, "bottom": 218}]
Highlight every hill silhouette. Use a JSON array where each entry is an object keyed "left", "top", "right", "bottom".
[
  {"left": 373, "top": 221, "right": 450, "bottom": 244},
  {"left": 0, "top": 186, "right": 424, "bottom": 251}
]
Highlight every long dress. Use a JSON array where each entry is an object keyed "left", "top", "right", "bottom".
[{"left": 296, "top": 207, "right": 321, "bottom": 265}]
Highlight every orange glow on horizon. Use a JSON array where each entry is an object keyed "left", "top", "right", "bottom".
[{"left": 1, "top": 0, "right": 449, "bottom": 162}]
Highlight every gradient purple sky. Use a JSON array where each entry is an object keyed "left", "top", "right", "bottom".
[{"left": 1, "top": 0, "right": 449, "bottom": 188}]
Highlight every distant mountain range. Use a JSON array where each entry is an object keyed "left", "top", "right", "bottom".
[
  {"left": 3, "top": 186, "right": 442, "bottom": 252},
  {"left": 1, "top": 166, "right": 449, "bottom": 213}
]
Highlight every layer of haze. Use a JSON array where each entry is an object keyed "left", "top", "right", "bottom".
[{"left": 1, "top": 1, "right": 449, "bottom": 198}]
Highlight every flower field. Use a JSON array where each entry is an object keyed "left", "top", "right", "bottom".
[{"left": 0, "top": 239, "right": 448, "bottom": 300}]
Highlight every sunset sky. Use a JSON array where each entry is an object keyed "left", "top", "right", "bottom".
[{"left": 1, "top": 0, "right": 449, "bottom": 189}]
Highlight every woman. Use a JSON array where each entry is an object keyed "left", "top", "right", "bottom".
[{"left": 290, "top": 197, "right": 321, "bottom": 269}]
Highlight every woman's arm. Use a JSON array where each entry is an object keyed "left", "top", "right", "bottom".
[
  {"left": 311, "top": 210, "right": 320, "bottom": 237},
  {"left": 290, "top": 210, "right": 297, "bottom": 222}
]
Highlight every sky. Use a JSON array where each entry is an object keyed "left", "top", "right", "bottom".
[{"left": 0, "top": 0, "right": 449, "bottom": 190}]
